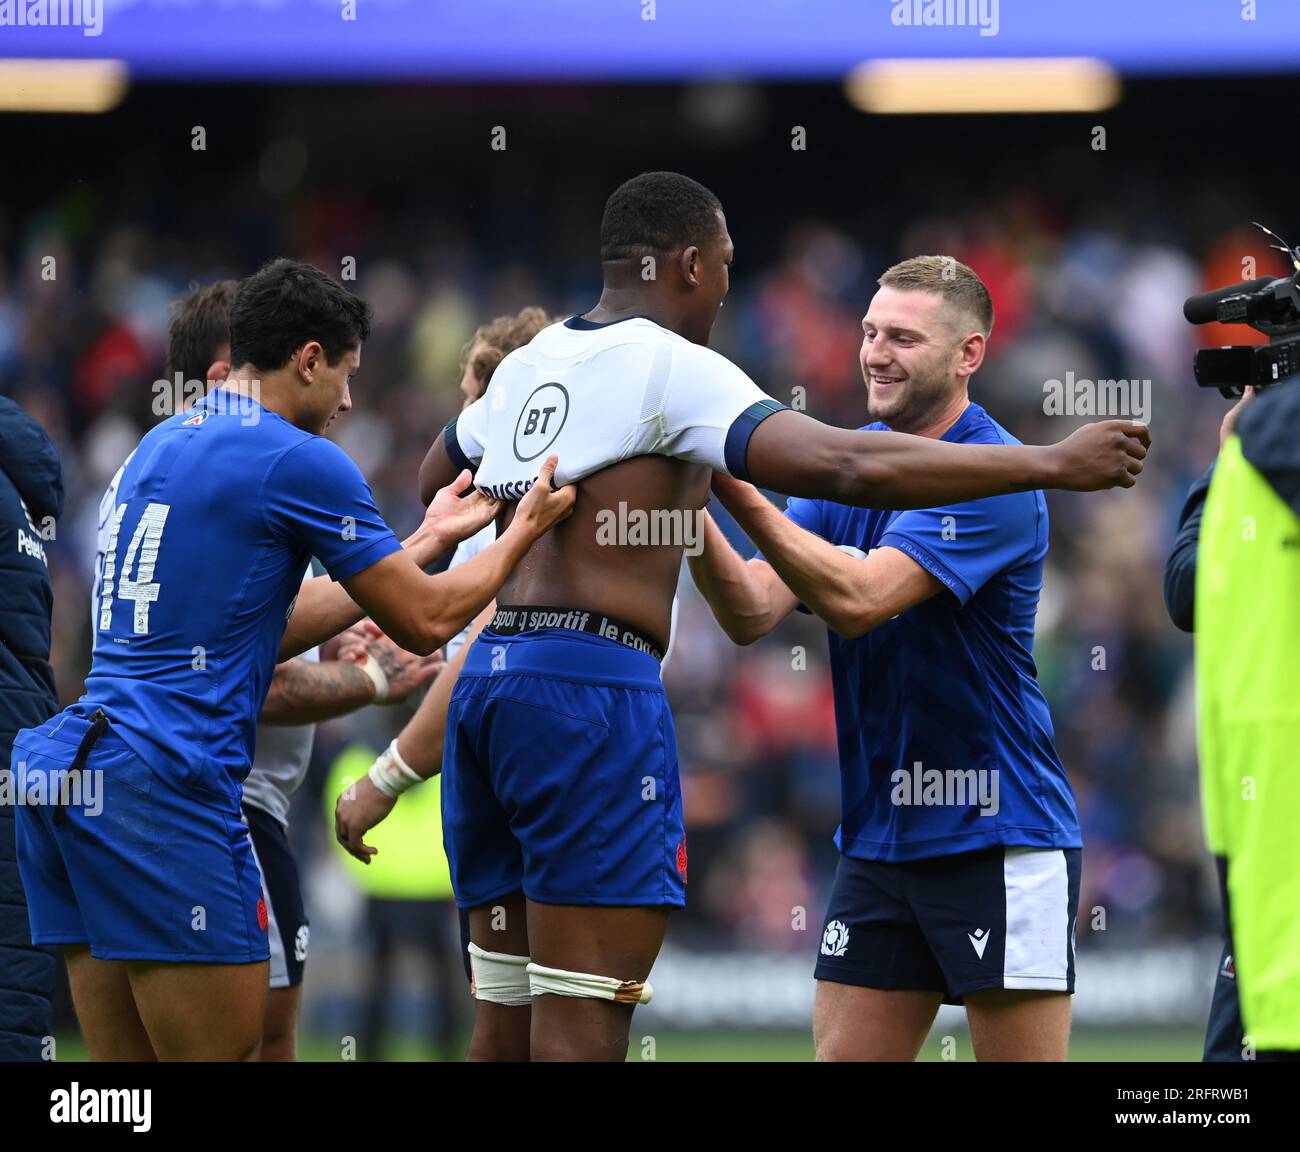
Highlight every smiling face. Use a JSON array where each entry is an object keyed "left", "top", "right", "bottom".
[
  {"left": 305, "top": 343, "right": 358, "bottom": 434},
  {"left": 860, "top": 286, "right": 982, "bottom": 433}
]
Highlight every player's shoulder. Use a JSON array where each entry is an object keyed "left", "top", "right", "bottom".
[
  {"left": 860, "top": 404, "right": 1023, "bottom": 459},
  {"left": 153, "top": 390, "right": 316, "bottom": 451},
  {"left": 947, "top": 402, "right": 1019, "bottom": 448},
  {"left": 495, "top": 319, "right": 568, "bottom": 370},
  {"left": 511, "top": 316, "right": 752, "bottom": 388},
  {"left": 235, "top": 411, "right": 359, "bottom": 496},
  {"left": 654, "top": 330, "right": 760, "bottom": 393},
  {"left": 649, "top": 325, "right": 731, "bottom": 363},
  {"left": 948, "top": 403, "right": 1047, "bottom": 521},
  {"left": 482, "top": 318, "right": 609, "bottom": 383},
  {"left": 520, "top": 315, "right": 687, "bottom": 357},
  {"left": 268, "top": 427, "right": 354, "bottom": 476}
]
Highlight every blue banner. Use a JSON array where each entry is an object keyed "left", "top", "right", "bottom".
[{"left": 0, "top": 0, "right": 1296, "bottom": 80}]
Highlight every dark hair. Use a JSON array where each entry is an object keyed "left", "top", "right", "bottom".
[
  {"left": 166, "top": 279, "right": 239, "bottom": 382},
  {"left": 228, "top": 258, "right": 372, "bottom": 372},
  {"left": 600, "top": 171, "right": 724, "bottom": 262}
]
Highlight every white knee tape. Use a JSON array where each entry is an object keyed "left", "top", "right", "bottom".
[
  {"left": 468, "top": 942, "right": 532, "bottom": 1006},
  {"left": 526, "top": 961, "right": 653, "bottom": 1006}
]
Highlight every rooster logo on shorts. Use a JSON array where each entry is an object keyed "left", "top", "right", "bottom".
[{"left": 820, "top": 919, "right": 849, "bottom": 958}]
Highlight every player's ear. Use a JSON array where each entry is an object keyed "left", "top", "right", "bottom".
[
  {"left": 205, "top": 359, "right": 232, "bottom": 384},
  {"left": 296, "top": 341, "right": 322, "bottom": 380},
  {"left": 680, "top": 245, "right": 701, "bottom": 287},
  {"left": 956, "top": 332, "right": 986, "bottom": 380}
]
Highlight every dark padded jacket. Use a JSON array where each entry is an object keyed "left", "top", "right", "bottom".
[
  {"left": 0, "top": 396, "right": 63, "bottom": 1060},
  {"left": 1165, "top": 382, "right": 1300, "bottom": 633}
]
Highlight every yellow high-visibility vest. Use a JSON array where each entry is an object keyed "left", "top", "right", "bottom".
[
  {"left": 323, "top": 743, "right": 454, "bottom": 900},
  {"left": 1197, "top": 434, "right": 1300, "bottom": 1050}
]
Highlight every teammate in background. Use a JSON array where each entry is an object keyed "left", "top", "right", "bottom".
[
  {"left": 336, "top": 309, "right": 556, "bottom": 867},
  {"left": 691, "top": 257, "right": 1080, "bottom": 1060},
  {"left": 14, "top": 259, "right": 573, "bottom": 1061},
  {"left": 414, "top": 172, "right": 1150, "bottom": 1061},
  {"left": 90, "top": 280, "right": 444, "bottom": 1061}
]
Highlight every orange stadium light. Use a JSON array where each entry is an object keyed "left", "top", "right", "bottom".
[
  {"left": 0, "top": 59, "right": 128, "bottom": 114},
  {"left": 845, "top": 57, "right": 1121, "bottom": 114}
]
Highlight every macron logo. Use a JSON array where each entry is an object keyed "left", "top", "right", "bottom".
[
  {"left": 50, "top": 1083, "right": 151, "bottom": 1132},
  {"left": 968, "top": 928, "right": 990, "bottom": 959}
]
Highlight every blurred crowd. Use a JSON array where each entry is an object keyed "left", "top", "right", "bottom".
[{"left": 0, "top": 113, "right": 1270, "bottom": 977}]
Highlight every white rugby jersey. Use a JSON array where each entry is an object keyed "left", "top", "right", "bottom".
[{"left": 443, "top": 315, "right": 786, "bottom": 498}]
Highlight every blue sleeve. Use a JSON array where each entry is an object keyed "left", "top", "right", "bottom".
[
  {"left": 879, "top": 494, "right": 1034, "bottom": 606},
  {"left": 264, "top": 437, "right": 403, "bottom": 582},
  {"left": 1163, "top": 463, "right": 1214, "bottom": 633},
  {"left": 445, "top": 393, "right": 488, "bottom": 472}
]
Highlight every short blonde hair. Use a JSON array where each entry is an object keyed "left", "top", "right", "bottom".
[{"left": 878, "top": 255, "right": 993, "bottom": 337}]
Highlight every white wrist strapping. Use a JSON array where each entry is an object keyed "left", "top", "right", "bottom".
[
  {"left": 368, "top": 738, "right": 423, "bottom": 798},
  {"left": 357, "top": 655, "right": 389, "bottom": 702}
]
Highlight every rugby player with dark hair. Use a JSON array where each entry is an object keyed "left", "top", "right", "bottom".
[
  {"left": 14, "top": 259, "right": 573, "bottom": 1061},
  {"left": 88, "top": 279, "right": 446, "bottom": 1060}
]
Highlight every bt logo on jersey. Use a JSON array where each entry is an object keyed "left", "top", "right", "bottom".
[{"left": 512, "top": 382, "right": 569, "bottom": 462}]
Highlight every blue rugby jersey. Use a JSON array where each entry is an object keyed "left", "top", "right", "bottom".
[
  {"left": 80, "top": 387, "right": 400, "bottom": 808},
  {"left": 768, "top": 402, "right": 1079, "bottom": 861}
]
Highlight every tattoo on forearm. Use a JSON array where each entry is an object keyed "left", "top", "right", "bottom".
[{"left": 262, "top": 660, "right": 372, "bottom": 723}]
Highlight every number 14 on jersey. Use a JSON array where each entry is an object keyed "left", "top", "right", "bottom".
[{"left": 99, "top": 502, "right": 171, "bottom": 636}]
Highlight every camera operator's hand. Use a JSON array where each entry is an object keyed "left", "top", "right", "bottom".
[{"left": 1219, "top": 387, "right": 1258, "bottom": 451}]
